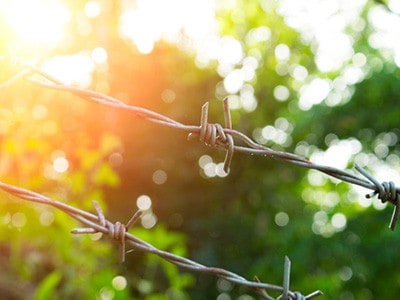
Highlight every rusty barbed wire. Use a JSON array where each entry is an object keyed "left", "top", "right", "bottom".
[
  {"left": 1, "top": 66, "right": 398, "bottom": 229},
  {"left": 0, "top": 180, "right": 322, "bottom": 299},
  {"left": 0, "top": 64, "right": 397, "bottom": 297}
]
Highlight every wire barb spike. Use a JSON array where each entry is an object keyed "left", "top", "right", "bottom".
[
  {"left": 282, "top": 256, "right": 291, "bottom": 300},
  {"left": 71, "top": 201, "right": 142, "bottom": 263},
  {"left": 188, "top": 99, "right": 235, "bottom": 174},
  {"left": 222, "top": 97, "right": 234, "bottom": 173}
]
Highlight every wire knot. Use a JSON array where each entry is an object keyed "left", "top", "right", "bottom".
[
  {"left": 277, "top": 292, "right": 306, "bottom": 300},
  {"left": 72, "top": 201, "right": 142, "bottom": 262},
  {"left": 355, "top": 164, "right": 400, "bottom": 230},
  {"left": 188, "top": 98, "right": 234, "bottom": 173},
  {"left": 367, "top": 181, "right": 397, "bottom": 204}
]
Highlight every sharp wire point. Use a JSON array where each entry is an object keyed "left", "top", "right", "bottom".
[
  {"left": 282, "top": 256, "right": 291, "bottom": 300},
  {"left": 389, "top": 201, "right": 400, "bottom": 230},
  {"left": 200, "top": 102, "right": 209, "bottom": 142},
  {"left": 92, "top": 200, "right": 106, "bottom": 226},
  {"left": 125, "top": 210, "right": 143, "bottom": 230},
  {"left": 222, "top": 97, "right": 234, "bottom": 174}
]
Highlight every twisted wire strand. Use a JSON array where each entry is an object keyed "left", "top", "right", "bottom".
[
  {"left": 1, "top": 66, "right": 399, "bottom": 228},
  {"left": 4, "top": 67, "right": 390, "bottom": 297},
  {"left": 0, "top": 180, "right": 322, "bottom": 299}
]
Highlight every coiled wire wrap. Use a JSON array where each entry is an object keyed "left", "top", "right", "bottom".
[
  {"left": 188, "top": 100, "right": 234, "bottom": 173},
  {"left": 72, "top": 201, "right": 142, "bottom": 263},
  {"left": 356, "top": 164, "right": 400, "bottom": 230}
]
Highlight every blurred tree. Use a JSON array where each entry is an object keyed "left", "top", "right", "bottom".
[{"left": 1, "top": 0, "right": 400, "bottom": 299}]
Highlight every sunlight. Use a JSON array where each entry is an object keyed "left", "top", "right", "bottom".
[
  {"left": 53, "top": 157, "right": 69, "bottom": 173},
  {"left": 299, "top": 78, "right": 331, "bottom": 110},
  {"left": 41, "top": 53, "right": 96, "bottom": 86},
  {"left": 278, "top": 0, "right": 366, "bottom": 72},
  {"left": 2, "top": 0, "right": 70, "bottom": 47},
  {"left": 119, "top": 0, "right": 215, "bottom": 54},
  {"left": 84, "top": 1, "right": 101, "bottom": 19},
  {"left": 368, "top": 6, "right": 400, "bottom": 67},
  {"left": 310, "top": 138, "right": 362, "bottom": 170}
]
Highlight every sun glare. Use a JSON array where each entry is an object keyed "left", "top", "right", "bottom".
[
  {"left": 119, "top": 0, "right": 216, "bottom": 54},
  {"left": 2, "top": 0, "right": 70, "bottom": 48}
]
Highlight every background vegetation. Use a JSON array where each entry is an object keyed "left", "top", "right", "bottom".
[{"left": 1, "top": 0, "right": 400, "bottom": 299}]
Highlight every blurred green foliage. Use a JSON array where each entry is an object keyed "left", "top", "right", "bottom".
[{"left": 1, "top": 0, "right": 400, "bottom": 299}]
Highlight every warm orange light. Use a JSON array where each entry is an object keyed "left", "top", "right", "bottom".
[{"left": 2, "top": 0, "right": 70, "bottom": 47}]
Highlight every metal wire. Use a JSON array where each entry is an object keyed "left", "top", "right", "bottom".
[
  {"left": 0, "top": 180, "right": 322, "bottom": 299},
  {"left": 0, "top": 66, "right": 398, "bottom": 296},
  {"left": 2, "top": 66, "right": 396, "bottom": 229}
]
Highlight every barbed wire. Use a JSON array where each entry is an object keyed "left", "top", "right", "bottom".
[
  {"left": 0, "top": 65, "right": 399, "bottom": 297},
  {"left": 1, "top": 66, "right": 398, "bottom": 229},
  {"left": 0, "top": 180, "right": 322, "bottom": 299}
]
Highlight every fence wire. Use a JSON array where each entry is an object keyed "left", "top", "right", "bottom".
[
  {"left": 2, "top": 66, "right": 397, "bottom": 229},
  {"left": 0, "top": 65, "right": 399, "bottom": 297},
  {"left": 0, "top": 180, "right": 321, "bottom": 299}
]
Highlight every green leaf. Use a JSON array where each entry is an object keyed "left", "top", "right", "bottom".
[{"left": 34, "top": 271, "right": 62, "bottom": 300}]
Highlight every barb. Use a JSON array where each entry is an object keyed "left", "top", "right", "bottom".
[
  {"left": 282, "top": 256, "right": 291, "bottom": 300},
  {"left": 355, "top": 164, "right": 400, "bottom": 230},
  {"left": 0, "top": 180, "right": 321, "bottom": 299},
  {"left": 72, "top": 201, "right": 142, "bottom": 263},
  {"left": 274, "top": 257, "right": 322, "bottom": 300},
  {"left": 188, "top": 98, "right": 234, "bottom": 173}
]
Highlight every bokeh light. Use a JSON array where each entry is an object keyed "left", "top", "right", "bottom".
[
  {"left": 84, "top": 1, "right": 101, "bottom": 18},
  {"left": 39, "top": 211, "right": 54, "bottom": 226},
  {"left": 112, "top": 275, "right": 127, "bottom": 291},
  {"left": 53, "top": 157, "right": 69, "bottom": 173},
  {"left": 275, "top": 44, "right": 290, "bottom": 61},
  {"left": 2, "top": 0, "right": 70, "bottom": 47},
  {"left": 136, "top": 195, "right": 152, "bottom": 210},
  {"left": 273, "top": 85, "right": 290, "bottom": 102},
  {"left": 275, "top": 212, "right": 289, "bottom": 227},
  {"left": 51, "top": 150, "right": 69, "bottom": 174},
  {"left": 200, "top": 156, "right": 228, "bottom": 178},
  {"left": 141, "top": 213, "right": 157, "bottom": 229},
  {"left": 310, "top": 138, "right": 362, "bottom": 169},
  {"left": 299, "top": 78, "right": 331, "bottom": 111},
  {"left": 152, "top": 169, "right": 168, "bottom": 185},
  {"left": 331, "top": 213, "right": 347, "bottom": 231},
  {"left": 339, "top": 266, "right": 353, "bottom": 281},
  {"left": 119, "top": 0, "right": 216, "bottom": 54},
  {"left": 11, "top": 212, "right": 27, "bottom": 228},
  {"left": 108, "top": 152, "right": 124, "bottom": 167}
]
